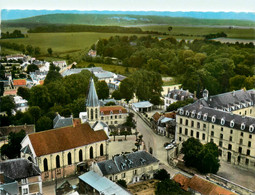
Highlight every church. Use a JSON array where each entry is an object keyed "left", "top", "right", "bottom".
[{"left": 80, "top": 78, "right": 128, "bottom": 127}]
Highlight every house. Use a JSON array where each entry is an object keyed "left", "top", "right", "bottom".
[
  {"left": 91, "top": 151, "right": 159, "bottom": 184},
  {"left": 161, "top": 84, "right": 182, "bottom": 96},
  {"left": 13, "top": 96, "right": 29, "bottom": 113},
  {"left": 175, "top": 89, "right": 255, "bottom": 170},
  {"left": 20, "top": 122, "right": 109, "bottom": 181},
  {"left": 0, "top": 159, "right": 42, "bottom": 195},
  {"left": 3, "top": 89, "right": 17, "bottom": 96},
  {"left": 87, "top": 49, "right": 97, "bottom": 57},
  {"left": 53, "top": 61, "right": 67, "bottom": 70},
  {"left": 79, "top": 171, "right": 131, "bottom": 195},
  {"left": 56, "top": 180, "right": 77, "bottom": 195},
  {"left": 152, "top": 112, "right": 176, "bottom": 136},
  {"left": 53, "top": 114, "right": 74, "bottom": 129},
  {"left": 13, "top": 79, "right": 27, "bottom": 89},
  {"left": 132, "top": 101, "right": 153, "bottom": 112},
  {"left": 173, "top": 173, "right": 236, "bottom": 195},
  {"left": 29, "top": 71, "right": 48, "bottom": 86},
  {"left": 0, "top": 124, "right": 35, "bottom": 137},
  {"left": 164, "top": 88, "right": 194, "bottom": 110},
  {"left": 84, "top": 78, "right": 128, "bottom": 126},
  {"left": 6, "top": 54, "right": 25, "bottom": 61}
]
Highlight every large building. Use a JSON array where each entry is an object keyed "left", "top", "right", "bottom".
[
  {"left": 20, "top": 122, "right": 109, "bottom": 181},
  {"left": 91, "top": 151, "right": 159, "bottom": 184},
  {"left": 175, "top": 89, "right": 255, "bottom": 170},
  {"left": 83, "top": 78, "right": 128, "bottom": 126}
]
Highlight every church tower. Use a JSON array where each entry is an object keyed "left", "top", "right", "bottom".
[{"left": 86, "top": 78, "right": 100, "bottom": 123}]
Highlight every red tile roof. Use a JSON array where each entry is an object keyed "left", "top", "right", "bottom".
[
  {"left": 13, "top": 79, "right": 26, "bottom": 86},
  {"left": 152, "top": 112, "right": 161, "bottom": 122},
  {"left": 173, "top": 174, "right": 236, "bottom": 195},
  {"left": 28, "top": 123, "right": 108, "bottom": 156},
  {"left": 100, "top": 106, "right": 127, "bottom": 115},
  {"left": 164, "top": 112, "right": 176, "bottom": 119},
  {"left": 3, "top": 89, "right": 17, "bottom": 96},
  {"left": 39, "top": 80, "right": 44, "bottom": 85}
]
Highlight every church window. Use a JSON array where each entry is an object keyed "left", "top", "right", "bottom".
[
  {"left": 95, "top": 108, "right": 98, "bottom": 119},
  {"left": 100, "top": 144, "right": 104, "bottom": 156},
  {"left": 68, "top": 152, "right": 72, "bottom": 165},
  {"left": 90, "top": 146, "right": 94, "bottom": 159},
  {"left": 91, "top": 109, "right": 94, "bottom": 120},
  {"left": 79, "top": 149, "right": 83, "bottom": 162},
  {"left": 56, "top": 155, "right": 60, "bottom": 168},
  {"left": 43, "top": 158, "right": 48, "bottom": 171}
]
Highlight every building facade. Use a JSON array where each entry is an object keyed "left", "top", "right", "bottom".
[
  {"left": 20, "top": 123, "right": 109, "bottom": 181},
  {"left": 175, "top": 89, "right": 255, "bottom": 170},
  {"left": 91, "top": 151, "right": 159, "bottom": 184}
]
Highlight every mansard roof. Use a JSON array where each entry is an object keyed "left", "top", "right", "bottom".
[
  {"left": 166, "top": 89, "right": 194, "bottom": 100},
  {"left": 27, "top": 123, "right": 108, "bottom": 156},
  {"left": 178, "top": 100, "right": 255, "bottom": 134},
  {"left": 53, "top": 114, "right": 73, "bottom": 129},
  {"left": 97, "top": 151, "right": 159, "bottom": 176},
  {"left": 86, "top": 78, "right": 99, "bottom": 107},
  {"left": 206, "top": 89, "right": 255, "bottom": 110}
]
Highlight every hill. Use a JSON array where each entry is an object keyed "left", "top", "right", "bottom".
[{"left": 3, "top": 13, "right": 255, "bottom": 28}]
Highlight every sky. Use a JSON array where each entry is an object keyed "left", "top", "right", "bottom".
[{"left": 1, "top": 0, "right": 255, "bottom": 12}]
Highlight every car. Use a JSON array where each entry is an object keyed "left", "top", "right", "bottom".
[
  {"left": 164, "top": 142, "right": 170, "bottom": 147},
  {"left": 165, "top": 144, "right": 174, "bottom": 150}
]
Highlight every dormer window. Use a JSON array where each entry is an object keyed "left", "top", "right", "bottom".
[
  {"left": 173, "top": 94, "right": 177, "bottom": 100},
  {"left": 191, "top": 110, "right": 196, "bottom": 118},
  {"left": 179, "top": 108, "right": 184, "bottom": 115},
  {"left": 249, "top": 125, "right": 254, "bottom": 133},
  {"left": 197, "top": 112, "right": 201, "bottom": 119},
  {"left": 119, "top": 110, "right": 122, "bottom": 114},
  {"left": 203, "top": 113, "right": 208, "bottom": 121},
  {"left": 230, "top": 120, "right": 235, "bottom": 128},
  {"left": 241, "top": 123, "right": 245, "bottom": 130},
  {"left": 101, "top": 111, "right": 104, "bottom": 115},
  {"left": 211, "top": 115, "right": 216, "bottom": 123},
  {"left": 110, "top": 110, "right": 113, "bottom": 114},
  {"left": 185, "top": 110, "right": 189, "bottom": 116},
  {"left": 221, "top": 118, "right": 225, "bottom": 125}
]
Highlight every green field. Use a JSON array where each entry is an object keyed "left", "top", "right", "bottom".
[
  {"left": 76, "top": 61, "right": 137, "bottom": 76},
  {"left": 141, "top": 25, "right": 255, "bottom": 39}
]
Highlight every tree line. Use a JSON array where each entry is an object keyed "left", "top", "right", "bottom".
[
  {"left": 1, "top": 30, "right": 25, "bottom": 39},
  {"left": 93, "top": 35, "right": 254, "bottom": 96}
]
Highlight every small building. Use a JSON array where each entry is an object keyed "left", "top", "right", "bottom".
[
  {"left": 3, "top": 89, "right": 17, "bottom": 96},
  {"left": 0, "top": 159, "right": 42, "bottom": 195},
  {"left": 13, "top": 79, "right": 27, "bottom": 89},
  {"left": 87, "top": 49, "right": 97, "bottom": 57},
  {"left": 53, "top": 61, "right": 67, "bottom": 70},
  {"left": 79, "top": 171, "right": 131, "bottom": 195},
  {"left": 161, "top": 84, "right": 182, "bottom": 96},
  {"left": 20, "top": 123, "right": 109, "bottom": 181},
  {"left": 152, "top": 112, "right": 176, "bottom": 136},
  {"left": 164, "top": 89, "right": 194, "bottom": 110},
  {"left": 53, "top": 114, "right": 74, "bottom": 129},
  {"left": 6, "top": 54, "right": 25, "bottom": 61},
  {"left": 132, "top": 101, "right": 153, "bottom": 112},
  {"left": 173, "top": 173, "right": 236, "bottom": 195},
  {"left": 13, "top": 96, "right": 29, "bottom": 113},
  {"left": 91, "top": 151, "right": 159, "bottom": 184}
]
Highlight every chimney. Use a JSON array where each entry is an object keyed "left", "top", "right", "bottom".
[{"left": 0, "top": 172, "right": 5, "bottom": 184}]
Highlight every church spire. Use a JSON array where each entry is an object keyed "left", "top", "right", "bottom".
[{"left": 86, "top": 78, "right": 99, "bottom": 107}]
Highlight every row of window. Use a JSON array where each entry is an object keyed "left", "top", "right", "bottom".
[
  {"left": 179, "top": 127, "right": 206, "bottom": 140},
  {"left": 43, "top": 144, "right": 104, "bottom": 172},
  {"left": 180, "top": 119, "right": 207, "bottom": 130},
  {"left": 101, "top": 115, "right": 122, "bottom": 120},
  {"left": 109, "top": 169, "right": 138, "bottom": 181}
]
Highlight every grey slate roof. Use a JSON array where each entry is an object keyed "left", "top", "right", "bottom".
[
  {"left": 53, "top": 114, "right": 73, "bottom": 129},
  {"left": 86, "top": 78, "right": 99, "bottom": 107},
  {"left": 178, "top": 100, "right": 255, "bottom": 134},
  {"left": 97, "top": 151, "right": 159, "bottom": 176},
  {"left": 79, "top": 171, "right": 131, "bottom": 195},
  {"left": 0, "top": 159, "right": 41, "bottom": 180},
  {"left": 206, "top": 89, "right": 255, "bottom": 110},
  {"left": 92, "top": 121, "right": 108, "bottom": 129},
  {"left": 94, "top": 71, "right": 115, "bottom": 79},
  {"left": 166, "top": 89, "right": 194, "bottom": 101},
  {"left": 99, "top": 98, "right": 117, "bottom": 106},
  {"left": 0, "top": 181, "right": 19, "bottom": 195},
  {"left": 132, "top": 101, "right": 153, "bottom": 108}
]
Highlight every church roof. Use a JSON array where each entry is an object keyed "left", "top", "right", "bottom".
[
  {"left": 27, "top": 123, "right": 108, "bottom": 156},
  {"left": 86, "top": 78, "right": 99, "bottom": 107}
]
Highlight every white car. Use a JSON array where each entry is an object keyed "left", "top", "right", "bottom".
[{"left": 165, "top": 144, "right": 174, "bottom": 150}]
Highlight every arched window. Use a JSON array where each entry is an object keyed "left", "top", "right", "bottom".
[
  {"left": 91, "top": 109, "right": 94, "bottom": 120},
  {"left": 241, "top": 123, "right": 245, "bottom": 130},
  {"left": 95, "top": 108, "right": 98, "bottom": 119},
  {"left": 197, "top": 112, "right": 201, "bottom": 119},
  {"left": 230, "top": 120, "right": 235, "bottom": 128},
  {"left": 79, "top": 149, "right": 83, "bottom": 162},
  {"left": 28, "top": 156, "right": 33, "bottom": 163},
  {"left": 211, "top": 115, "right": 216, "bottom": 123},
  {"left": 90, "top": 146, "right": 93, "bottom": 159},
  {"left": 185, "top": 110, "right": 189, "bottom": 116},
  {"left": 249, "top": 125, "right": 254, "bottom": 133},
  {"left": 43, "top": 158, "right": 48, "bottom": 172},
  {"left": 221, "top": 118, "right": 225, "bottom": 125},
  {"left": 179, "top": 108, "right": 184, "bottom": 115},
  {"left": 100, "top": 144, "right": 104, "bottom": 156},
  {"left": 68, "top": 152, "right": 72, "bottom": 165},
  {"left": 203, "top": 113, "right": 207, "bottom": 121},
  {"left": 56, "top": 155, "right": 60, "bottom": 168}
]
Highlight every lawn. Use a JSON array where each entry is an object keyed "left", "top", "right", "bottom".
[
  {"left": 76, "top": 61, "right": 137, "bottom": 76},
  {"left": 141, "top": 25, "right": 255, "bottom": 40}
]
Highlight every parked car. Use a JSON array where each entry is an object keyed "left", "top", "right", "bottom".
[
  {"left": 165, "top": 144, "right": 174, "bottom": 150},
  {"left": 164, "top": 142, "right": 170, "bottom": 147}
]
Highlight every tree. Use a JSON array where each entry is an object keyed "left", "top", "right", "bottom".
[
  {"left": 27, "top": 64, "right": 39, "bottom": 73},
  {"left": 1, "top": 130, "right": 26, "bottom": 159},
  {"left": 121, "top": 131, "right": 129, "bottom": 140},
  {"left": 150, "top": 94, "right": 162, "bottom": 106},
  {"left": 28, "top": 106, "right": 41, "bottom": 123},
  {"left": 68, "top": 97, "right": 86, "bottom": 118},
  {"left": 17, "top": 87, "right": 30, "bottom": 100},
  {"left": 36, "top": 116, "right": 52, "bottom": 132},
  {"left": 116, "top": 179, "right": 127, "bottom": 188},
  {"left": 124, "top": 113, "right": 136, "bottom": 128},
  {"left": 96, "top": 81, "right": 109, "bottom": 100},
  {"left": 112, "top": 90, "right": 122, "bottom": 100},
  {"left": 47, "top": 81, "right": 70, "bottom": 105},
  {"left": 34, "top": 47, "right": 41, "bottom": 56},
  {"left": 166, "top": 99, "right": 194, "bottom": 112},
  {"left": 153, "top": 169, "right": 170, "bottom": 181},
  {"left": 47, "top": 48, "right": 53, "bottom": 56},
  {"left": 155, "top": 179, "right": 191, "bottom": 195},
  {"left": 111, "top": 131, "right": 118, "bottom": 141},
  {"left": 119, "top": 78, "right": 134, "bottom": 103},
  {"left": 26, "top": 45, "right": 34, "bottom": 55},
  {"left": 44, "top": 70, "right": 63, "bottom": 85},
  {"left": 168, "top": 26, "right": 173, "bottom": 32},
  {"left": 29, "top": 85, "right": 51, "bottom": 111},
  {"left": 0, "top": 96, "right": 15, "bottom": 116}
]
